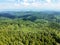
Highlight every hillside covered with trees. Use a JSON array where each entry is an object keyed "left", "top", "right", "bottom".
[{"left": 0, "top": 11, "right": 60, "bottom": 45}]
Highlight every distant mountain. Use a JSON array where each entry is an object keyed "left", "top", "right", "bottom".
[
  {"left": 0, "top": 11, "right": 60, "bottom": 22},
  {"left": 0, "top": 13, "right": 16, "bottom": 19},
  {"left": 0, "top": 12, "right": 37, "bottom": 21}
]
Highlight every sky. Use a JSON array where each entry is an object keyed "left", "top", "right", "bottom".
[{"left": 0, "top": 0, "right": 60, "bottom": 11}]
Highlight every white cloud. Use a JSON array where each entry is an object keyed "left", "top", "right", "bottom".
[
  {"left": 0, "top": 3, "right": 21, "bottom": 10},
  {"left": 46, "top": 0, "right": 52, "bottom": 3},
  {"left": 0, "top": 0, "right": 60, "bottom": 11}
]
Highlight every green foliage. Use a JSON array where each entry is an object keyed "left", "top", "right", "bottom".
[
  {"left": 0, "top": 12, "right": 60, "bottom": 45},
  {"left": 0, "top": 18, "right": 59, "bottom": 45}
]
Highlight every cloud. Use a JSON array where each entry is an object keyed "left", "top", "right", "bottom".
[
  {"left": 0, "top": 0, "right": 60, "bottom": 11},
  {"left": 0, "top": 3, "right": 21, "bottom": 10},
  {"left": 45, "top": 0, "right": 51, "bottom": 3}
]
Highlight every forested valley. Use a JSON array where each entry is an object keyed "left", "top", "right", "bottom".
[{"left": 0, "top": 11, "right": 60, "bottom": 45}]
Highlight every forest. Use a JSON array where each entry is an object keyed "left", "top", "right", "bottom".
[{"left": 0, "top": 11, "right": 60, "bottom": 45}]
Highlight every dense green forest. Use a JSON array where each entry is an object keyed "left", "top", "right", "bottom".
[{"left": 0, "top": 11, "right": 60, "bottom": 45}]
